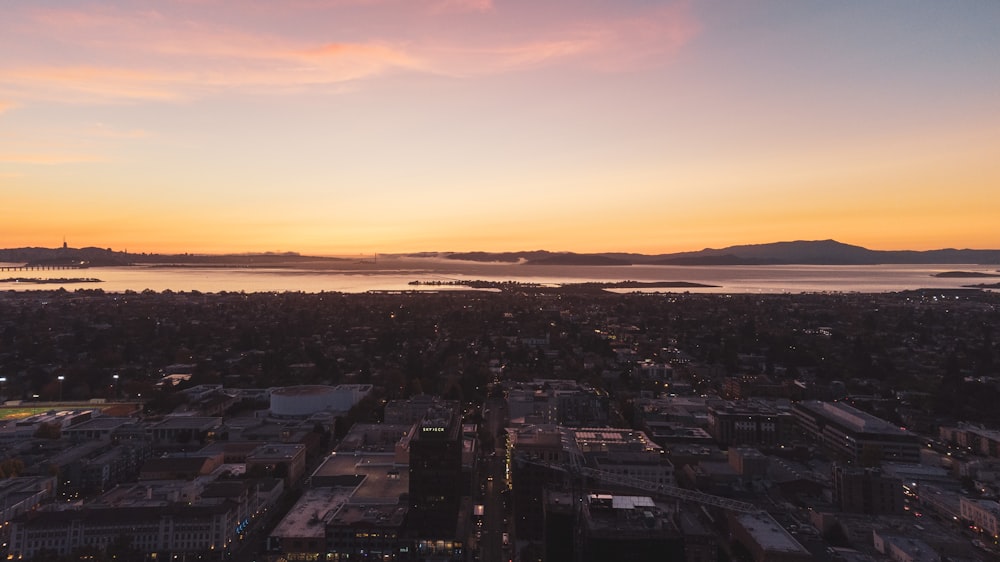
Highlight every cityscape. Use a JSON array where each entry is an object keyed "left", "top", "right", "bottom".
[
  {"left": 4, "top": 1, "right": 1000, "bottom": 560},
  {"left": 1, "top": 284, "right": 999, "bottom": 561}
]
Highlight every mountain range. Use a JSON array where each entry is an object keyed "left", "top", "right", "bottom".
[
  {"left": 3, "top": 240, "right": 1000, "bottom": 267},
  {"left": 433, "top": 240, "right": 1000, "bottom": 266}
]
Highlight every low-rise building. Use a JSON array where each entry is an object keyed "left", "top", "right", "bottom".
[
  {"left": 246, "top": 444, "right": 306, "bottom": 487},
  {"left": 832, "top": 465, "right": 904, "bottom": 515},
  {"left": 960, "top": 497, "right": 1000, "bottom": 539},
  {"left": 872, "top": 530, "right": 941, "bottom": 562},
  {"left": 728, "top": 511, "right": 812, "bottom": 562},
  {"left": 707, "top": 400, "right": 794, "bottom": 447},
  {"left": 8, "top": 503, "right": 242, "bottom": 559},
  {"left": 580, "top": 495, "right": 684, "bottom": 562},
  {"left": 793, "top": 401, "right": 920, "bottom": 465}
]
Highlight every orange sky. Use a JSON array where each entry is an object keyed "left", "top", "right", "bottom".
[{"left": 2, "top": 1, "right": 999, "bottom": 255}]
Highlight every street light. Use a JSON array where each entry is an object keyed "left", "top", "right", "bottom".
[
  {"left": 57, "top": 375, "right": 65, "bottom": 402},
  {"left": 112, "top": 374, "right": 120, "bottom": 400}
]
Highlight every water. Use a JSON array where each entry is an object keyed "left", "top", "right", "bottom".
[{"left": 1, "top": 258, "right": 997, "bottom": 294}]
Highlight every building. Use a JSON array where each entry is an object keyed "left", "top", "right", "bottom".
[
  {"left": 146, "top": 416, "right": 222, "bottom": 445},
  {"left": 832, "top": 465, "right": 904, "bottom": 515},
  {"left": 728, "top": 511, "right": 812, "bottom": 562},
  {"left": 246, "top": 444, "right": 307, "bottom": 487},
  {"left": 940, "top": 424, "right": 1000, "bottom": 458},
  {"left": 267, "top": 486, "right": 353, "bottom": 557},
  {"left": 590, "top": 451, "right": 674, "bottom": 488},
  {"left": 139, "top": 453, "right": 224, "bottom": 481},
  {"left": 960, "top": 497, "right": 1000, "bottom": 539},
  {"left": 507, "top": 425, "right": 672, "bottom": 540},
  {"left": 271, "top": 449, "right": 413, "bottom": 561},
  {"left": 505, "top": 379, "right": 609, "bottom": 427},
  {"left": 793, "top": 401, "right": 920, "bottom": 465},
  {"left": 676, "top": 511, "right": 717, "bottom": 562},
  {"left": 580, "top": 494, "right": 684, "bottom": 562},
  {"left": 407, "top": 400, "right": 462, "bottom": 540},
  {"left": 507, "top": 425, "right": 572, "bottom": 541},
  {"left": 269, "top": 384, "right": 372, "bottom": 418},
  {"left": 62, "top": 417, "right": 133, "bottom": 442},
  {"left": 707, "top": 400, "right": 794, "bottom": 447},
  {"left": 384, "top": 394, "right": 452, "bottom": 425},
  {"left": 8, "top": 503, "right": 242, "bottom": 559},
  {"left": 872, "top": 531, "right": 941, "bottom": 562},
  {"left": 0, "top": 476, "right": 56, "bottom": 548},
  {"left": 543, "top": 489, "right": 576, "bottom": 562},
  {"left": 728, "top": 447, "right": 769, "bottom": 482}
]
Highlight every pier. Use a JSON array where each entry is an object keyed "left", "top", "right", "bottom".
[{"left": 0, "top": 264, "right": 88, "bottom": 272}]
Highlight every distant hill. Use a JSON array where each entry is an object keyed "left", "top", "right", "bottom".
[
  {"left": 0, "top": 246, "right": 132, "bottom": 267},
  {"left": 0, "top": 247, "right": 349, "bottom": 268},
  {"left": 428, "top": 240, "right": 1000, "bottom": 266},
  {"left": 6, "top": 240, "right": 1000, "bottom": 268}
]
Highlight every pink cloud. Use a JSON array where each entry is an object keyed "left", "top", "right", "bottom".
[
  {"left": 0, "top": 152, "right": 102, "bottom": 165},
  {"left": 2, "top": 1, "right": 700, "bottom": 104},
  {"left": 0, "top": 101, "right": 13, "bottom": 114},
  {"left": 6, "top": 66, "right": 186, "bottom": 103},
  {"left": 430, "top": 0, "right": 494, "bottom": 14}
]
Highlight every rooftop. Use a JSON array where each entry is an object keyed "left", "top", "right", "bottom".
[
  {"left": 329, "top": 503, "right": 407, "bottom": 527},
  {"left": 798, "top": 400, "right": 910, "bottom": 436},
  {"left": 311, "top": 453, "right": 408, "bottom": 502},
  {"left": 734, "top": 512, "right": 810, "bottom": 555},
  {"left": 247, "top": 444, "right": 305, "bottom": 461},
  {"left": 270, "top": 487, "right": 353, "bottom": 540}
]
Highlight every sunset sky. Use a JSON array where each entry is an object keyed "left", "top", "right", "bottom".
[{"left": 2, "top": 0, "right": 998, "bottom": 255}]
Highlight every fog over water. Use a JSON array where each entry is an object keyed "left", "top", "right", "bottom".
[{"left": 1, "top": 257, "right": 997, "bottom": 294}]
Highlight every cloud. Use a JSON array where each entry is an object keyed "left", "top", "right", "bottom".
[
  {"left": 1, "top": 6, "right": 425, "bottom": 103},
  {"left": 6, "top": 67, "right": 185, "bottom": 103},
  {"left": 2, "top": 1, "right": 699, "bottom": 104},
  {"left": 430, "top": 0, "right": 494, "bottom": 13},
  {"left": 0, "top": 101, "right": 12, "bottom": 114},
  {"left": 0, "top": 153, "right": 102, "bottom": 165},
  {"left": 88, "top": 123, "right": 149, "bottom": 139}
]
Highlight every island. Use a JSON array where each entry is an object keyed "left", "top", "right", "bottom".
[
  {"left": 407, "top": 279, "right": 718, "bottom": 292},
  {"left": 933, "top": 271, "right": 1000, "bottom": 278},
  {"left": 0, "top": 277, "right": 102, "bottom": 285}
]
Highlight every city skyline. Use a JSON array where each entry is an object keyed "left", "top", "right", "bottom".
[{"left": 3, "top": 1, "right": 999, "bottom": 255}]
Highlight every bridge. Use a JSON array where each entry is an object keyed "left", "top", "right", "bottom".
[{"left": 0, "top": 264, "right": 89, "bottom": 272}]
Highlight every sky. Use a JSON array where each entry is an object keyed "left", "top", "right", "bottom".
[{"left": 2, "top": 0, "right": 999, "bottom": 255}]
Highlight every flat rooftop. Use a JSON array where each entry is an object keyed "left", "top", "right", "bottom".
[
  {"left": 148, "top": 416, "right": 221, "bottom": 430},
  {"left": 329, "top": 503, "right": 407, "bottom": 527},
  {"left": 64, "top": 417, "right": 132, "bottom": 431},
  {"left": 735, "top": 512, "right": 810, "bottom": 555},
  {"left": 271, "top": 487, "right": 353, "bottom": 540},
  {"left": 311, "top": 453, "right": 408, "bottom": 502},
  {"left": 247, "top": 444, "right": 304, "bottom": 461},
  {"left": 798, "top": 401, "right": 910, "bottom": 436}
]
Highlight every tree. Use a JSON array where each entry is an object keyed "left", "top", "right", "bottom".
[{"left": 34, "top": 421, "right": 62, "bottom": 440}]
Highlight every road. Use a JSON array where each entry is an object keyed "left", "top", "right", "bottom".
[{"left": 478, "top": 395, "right": 512, "bottom": 562}]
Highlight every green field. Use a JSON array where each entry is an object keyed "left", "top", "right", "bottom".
[{"left": 0, "top": 407, "right": 55, "bottom": 420}]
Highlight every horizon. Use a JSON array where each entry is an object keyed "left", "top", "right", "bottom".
[
  {"left": 3, "top": 1, "right": 999, "bottom": 255},
  {"left": 6, "top": 237, "right": 1000, "bottom": 258}
]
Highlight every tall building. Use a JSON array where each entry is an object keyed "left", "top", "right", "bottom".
[
  {"left": 831, "top": 465, "right": 904, "bottom": 515},
  {"left": 407, "top": 400, "right": 463, "bottom": 539}
]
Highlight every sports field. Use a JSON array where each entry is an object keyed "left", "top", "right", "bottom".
[{"left": 0, "top": 407, "right": 52, "bottom": 420}]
